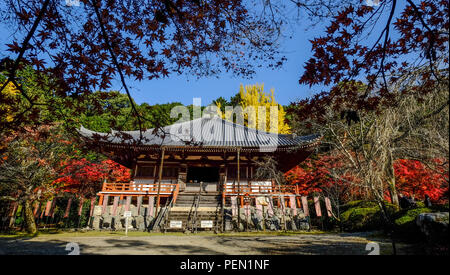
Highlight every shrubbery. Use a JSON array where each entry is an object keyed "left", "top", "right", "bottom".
[
  {"left": 338, "top": 200, "right": 449, "bottom": 243},
  {"left": 392, "top": 206, "right": 433, "bottom": 241},
  {"left": 339, "top": 200, "right": 398, "bottom": 232}
]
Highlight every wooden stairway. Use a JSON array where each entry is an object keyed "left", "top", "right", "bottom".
[{"left": 164, "top": 192, "right": 223, "bottom": 233}]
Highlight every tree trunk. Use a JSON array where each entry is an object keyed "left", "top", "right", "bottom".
[
  {"left": 23, "top": 200, "right": 37, "bottom": 235},
  {"left": 387, "top": 177, "right": 399, "bottom": 206},
  {"left": 385, "top": 150, "right": 399, "bottom": 206}
]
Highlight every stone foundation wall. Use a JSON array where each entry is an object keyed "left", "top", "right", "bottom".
[
  {"left": 91, "top": 205, "right": 154, "bottom": 231},
  {"left": 91, "top": 205, "right": 310, "bottom": 232},
  {"left": 223, "top": 206, "right": 310, "bottom": 231}
]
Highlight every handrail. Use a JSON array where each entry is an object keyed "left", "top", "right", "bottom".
[
  {"left": 162, "top": 196, "right": 175, "bottom": 232},
  {"left": 188, "top": 182, "right": 202, "bottom": 233},
  {"left": 222, "top": 180, "right": 298, "bottom": 196},
  {"left": 151, "top": 196, "right": 174, "bottom": 231},
  {"left": 173, "top": 184, "right": 180, "bottom": 203}
]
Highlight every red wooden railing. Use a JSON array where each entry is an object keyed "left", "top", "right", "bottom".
[{"left": 101, "top": 182, "right": 178, "bottom": 196}]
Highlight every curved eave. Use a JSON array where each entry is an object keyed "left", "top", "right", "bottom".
[{"left": 78, "top": 123, "right": 322, "bottom": 153}]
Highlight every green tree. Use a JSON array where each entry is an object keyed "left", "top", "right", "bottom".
[{"left": 0, "top": 124, "right": 76, "bottom": 234}]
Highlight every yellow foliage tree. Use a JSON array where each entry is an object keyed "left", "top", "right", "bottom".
[
  {"left": 0, "top": 82, "right": 19, "bottom": 124},
  {"left": 217, "top": 83, "right": 291, "bottom": 134}
]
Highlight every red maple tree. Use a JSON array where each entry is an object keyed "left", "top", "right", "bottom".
[
  {"left": 394, "top": 159, "right": 448, "bottom": 203},
  {"left": 54, "top": 158, "right": 130, "bottom": 198},
  {"left": 285, "top": 153, "right": 360, "bottom": 201}
]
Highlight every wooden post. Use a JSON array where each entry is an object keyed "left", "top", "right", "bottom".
[
  {"left": 98, "top": 194, "right": 104, "bottom": 206},
  {"left": 155, "top": 147, "right": 165, "bottom": 217},
  {"left": 237, "top": 148, "right": 241, "bottom": 229}
]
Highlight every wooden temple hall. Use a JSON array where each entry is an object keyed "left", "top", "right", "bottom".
[{"left": 79, "top": 116, "right": 320, "bottom": 231}]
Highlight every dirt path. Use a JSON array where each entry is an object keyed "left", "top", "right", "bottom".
[{"left": 0, "top": 232, "right": 418, "bottom": 255}]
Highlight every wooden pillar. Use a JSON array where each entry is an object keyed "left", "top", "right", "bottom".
[
  {"left": 155, "top": 147, "right": 165, "bottom": 217},
  {"left": 98, "top": 194, "right": 104, "bottom": 206},
  {"left": 237, "top": 148, "right": 241, "bottom": 227},
  {"left": 119, "top": 194, "right": 124, "bottom": 208}
]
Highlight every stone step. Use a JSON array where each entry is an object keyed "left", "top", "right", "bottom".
[
  {"left": 175, "top": 198, "right": 221, "bottom": 202},
  {"left": 171, "top": 206, "right": 218, "bottom": 212}
]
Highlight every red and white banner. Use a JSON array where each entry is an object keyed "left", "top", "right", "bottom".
[
  {"left": 44, "top": 200, "right": 52, "bottom": 216},
  {"left": 325, "top": 197, "right": 333, "bottom": 217},
  {"left": 137, "top": 196, "right": 143, "bottom": 215},
  {"left": 112, "top": 196, "right": 119, "bottom": 216},
  {"left": 33, "top": 202, "right": 40, "bottom": 218},
  {"left": 89, "top": 198, "right": 95, "bottom": 217},
  {"left": 50, "top": 199, "right": 57, "bottom": 218},
  {"left": 314, "top": 196, "right": 322, "bottom": 217},
  {"left": 148, "top": 196, "right": 154, "bottom": 217},
  {"left": 289, "top": 196, "right": 297, "bottom": 216},
  {"left": 301, "top": 196, "right": 309, "bottom": 216},
  {"left": 124, "top": 196, "right": 131, "bottom": 212},
  {"left": 102, "top": 195, "right": 109, "bottom": 215},
  {"left": 78, "top": 197, "right": 85, "bottom": 216},
  {"left": 64, "top": 198, "right": 72, "bottom": 218},
  {"left": 230, "top": 196, "right": 238, "bottom": 217}
]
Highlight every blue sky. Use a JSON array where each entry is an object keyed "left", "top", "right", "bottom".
[{"left": 108, "top": 22, "right": 324, "bottom": 107}]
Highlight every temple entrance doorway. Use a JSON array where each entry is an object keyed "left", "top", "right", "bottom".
[{"left": 186, "top": 166, "right": 219, "bottom": 192}]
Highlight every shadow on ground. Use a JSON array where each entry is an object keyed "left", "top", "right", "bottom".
[{"left": 0, "top": 233, "right": 424, "bottom": 255}]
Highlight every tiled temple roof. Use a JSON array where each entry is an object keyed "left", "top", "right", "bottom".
[{"left": 78, "top": 116, "right": 320, "bottom": 150}]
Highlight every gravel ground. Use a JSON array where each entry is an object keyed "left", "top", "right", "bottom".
[{"left": 0, "top": 232, "right": 420, "bottom": 255}]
